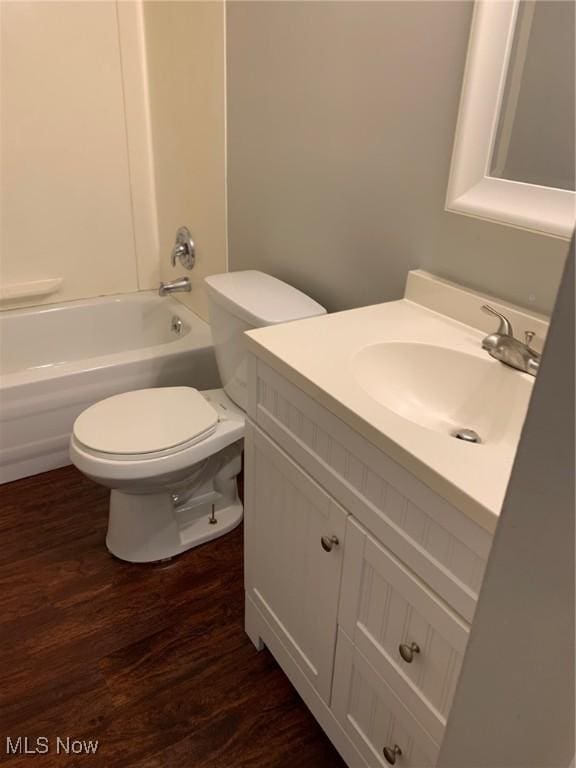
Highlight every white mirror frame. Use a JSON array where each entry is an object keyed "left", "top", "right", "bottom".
[{"left": 446, "top": 0, "right": 575, "bottom": 241}]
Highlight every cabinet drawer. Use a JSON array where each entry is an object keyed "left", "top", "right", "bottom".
[
  {"left": 339, "top": 519, "right": 469, "bottom": 741},
  {"left": 245, "top": 422, "right": 348, "bottom": 703},
  {"left": 248, "top": 357, "right": 490, "bottom": 623},
  {"left": 333, "top": 629, "right": 439, "bottom": 767}
]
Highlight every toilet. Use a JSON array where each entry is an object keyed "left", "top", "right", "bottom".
[{"left": 69, "top": 271, "right": 326, "bottom": 562}]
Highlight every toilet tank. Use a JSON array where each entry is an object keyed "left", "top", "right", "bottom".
[{"left": 204, "top": 271, "right": 326, "bottom": 410}]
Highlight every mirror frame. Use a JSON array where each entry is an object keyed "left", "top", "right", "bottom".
[{"left": 445, "top": 0, "right": 575, "bottom": 241}]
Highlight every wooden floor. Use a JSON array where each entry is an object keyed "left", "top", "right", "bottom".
[{"left": 0, "top": 465, "right": 346, "bottom": 768}]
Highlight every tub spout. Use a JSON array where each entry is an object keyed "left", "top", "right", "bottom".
[{"left": 158, "top": 277, "right": 191, "bottom": 297}]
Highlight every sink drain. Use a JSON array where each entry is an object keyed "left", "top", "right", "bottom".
[{"left": 452, "top": 428, "right": 482, "bottom": 444}]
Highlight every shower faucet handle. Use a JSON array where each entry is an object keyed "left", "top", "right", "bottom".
[{"left": 170, "top": 226, "right": 195, "bottom": 270}]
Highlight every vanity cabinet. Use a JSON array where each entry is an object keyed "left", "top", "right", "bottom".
[{"left": 244, "top": 355, "right": 493, "bottom": 767}]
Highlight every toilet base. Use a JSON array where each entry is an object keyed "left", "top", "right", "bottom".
[{"left": 106, "top": 470, "right": 243, "bottom": 563}]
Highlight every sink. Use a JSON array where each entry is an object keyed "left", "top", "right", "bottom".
[
  {"left": 352, "top": 342, "right": 532, "bottom": 445},
  {"left": 245, "top": 282, "right": 546, "bottom": 521}
]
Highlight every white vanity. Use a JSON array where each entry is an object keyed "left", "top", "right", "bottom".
[{"left": 242, "top": 271, "right": 548, "bottom": 767}]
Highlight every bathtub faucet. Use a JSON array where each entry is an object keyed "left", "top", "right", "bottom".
[{"left": 158, "top": 277, "right": 192, "bottom": 297}]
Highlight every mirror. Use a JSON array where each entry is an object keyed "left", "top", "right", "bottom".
[
  {"left": 490, "top": 1, "right": 575, "bottom": 191},
  {"left": 446, "top": 0, "right": 575, "bottom": 240}
]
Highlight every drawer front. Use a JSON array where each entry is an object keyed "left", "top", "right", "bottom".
[
  {"left": 245, "top": 422, "right": 348, "bottom": 703},
  {"left": 249, "top": 357, "right": 490, "bottom": 623},
  {"left": 332, "top": 629, "right": 439, "bottom": 768},
  {"left": 339, "top": 519, "right": 469, "bottom": 741}
]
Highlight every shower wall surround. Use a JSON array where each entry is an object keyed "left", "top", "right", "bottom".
[
  {"left": 143, "top": 1, "right": 227, "bottom": 321},
  {"left": 0, "top": 1, "right": 158, "bottom": 310},
  {"left": 1, "top": 1, "right": 226, "bottom": 321}
]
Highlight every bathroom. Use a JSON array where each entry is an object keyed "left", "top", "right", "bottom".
[{"left": 0, "top": 0, "right": 573, "bottom": 765}]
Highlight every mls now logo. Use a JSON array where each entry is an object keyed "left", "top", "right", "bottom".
[{"left": 5, "top": 736, "right": 99, "bottom": 755}]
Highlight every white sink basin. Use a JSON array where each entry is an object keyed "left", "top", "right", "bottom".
[
  {"left": 352, "top": 342, "right": 532, "bottom": 445},
  {"left": 246, "top": 292, "right": 543, "bottom": 525}
]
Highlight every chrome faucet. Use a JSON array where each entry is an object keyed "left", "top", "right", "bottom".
[
  {"left": 158, "top": 277, "right": 192, "bottom": 297},
  {"left": 158, "top": 227, "right": 195, "bottom": 296},
  {"left": 481, "top": 304, "right": 540, "bottom": 376},
  {"left": 171, "top": 226, "right": 195, "bottom": 270}
]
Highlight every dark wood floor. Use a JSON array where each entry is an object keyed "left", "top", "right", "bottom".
[{"left": 0, "top": 465, "right": 346, "bottom": 768}]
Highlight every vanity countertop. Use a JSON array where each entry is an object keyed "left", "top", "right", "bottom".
[{"left": 245, "top": 296, "right": 537, "bottom": 534}]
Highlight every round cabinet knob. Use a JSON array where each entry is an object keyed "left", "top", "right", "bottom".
[
  {"left": 398, "top": 641, "right": 420, "bottom": 664},
  {"left": 383, "top": 744, "right": 402, "bottom": 765},
  {"left": 321, "top": 535, "right": 339, "bottom": 552}
]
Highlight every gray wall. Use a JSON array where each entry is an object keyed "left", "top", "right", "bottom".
[
  {"left": 439, "top": 241, "right": 574, "bottom": 767},
  {"left": 226, "top": 1, "right": 570, "bottom": 314}
]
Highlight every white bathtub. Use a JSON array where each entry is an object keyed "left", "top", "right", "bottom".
[{"left": 0, "top": 292, "right": 220, "bottom": 483}]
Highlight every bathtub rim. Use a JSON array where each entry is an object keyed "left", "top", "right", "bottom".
[{"left": 0, "top": 290, "right": 212, "bottom": 389}]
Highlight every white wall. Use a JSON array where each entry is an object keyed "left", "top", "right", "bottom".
[
  {"left": 0, "top": 1, "right": 158, "bottom": 311},
  {"left": 143, "top": 1, "right": 227, "bottom": 321}
]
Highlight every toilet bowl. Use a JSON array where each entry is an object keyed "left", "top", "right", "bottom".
[
  {"left": 69, "top": 271, "right": 325, "bottom": 562},
  {"left": 70, "top": 388, "right": 244, "bottom": 562}
]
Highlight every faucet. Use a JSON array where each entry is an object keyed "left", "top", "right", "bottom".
[
  {"left": 481, "top": 304, "right": 540, "bottom": 376},
  {"left": 158, "top": 277, "right": 192, "bottom": 297}
]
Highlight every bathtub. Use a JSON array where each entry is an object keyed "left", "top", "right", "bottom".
[{"left": 0, "top": 292, "right": 220, "bottom": 484}]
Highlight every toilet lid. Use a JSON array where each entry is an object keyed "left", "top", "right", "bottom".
[{"left": 73, "top": 388, "right": 218, "bottom": 456}]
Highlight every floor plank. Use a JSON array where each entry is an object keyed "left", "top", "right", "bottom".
[{"left": 0, "top": 465, "right": 346, "bottom": 767}]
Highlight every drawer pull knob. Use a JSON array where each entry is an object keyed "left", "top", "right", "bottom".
[
  {"left": 321, "top": 535, "right": 339, "bottom": 552},
  {"left": 399, "top": 641, "right": 420, "bottom": 663},
  {"left": 383, "top": 744, "right": 402, "bottom": 765}
]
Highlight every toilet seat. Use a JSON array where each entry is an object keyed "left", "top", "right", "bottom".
[
  {"left": 70, "top": 388, "right": 245, "bottom": 484},
  {"left": 73, "top": 387, "right": 219, "bottom": 460}
]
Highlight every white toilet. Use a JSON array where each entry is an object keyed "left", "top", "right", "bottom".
[{"left": 69, "top": 271, "right": 326, "bottom": 563}]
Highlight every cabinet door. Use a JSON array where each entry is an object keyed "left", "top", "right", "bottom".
[{"left": 245, "top": 422, "right": 348, "bottom": 703}]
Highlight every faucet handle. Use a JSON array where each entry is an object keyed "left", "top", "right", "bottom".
[
  {"left": 524, "top": 330, "right": 535, "bottom": 348},
  {"left": 170, "top": 226, "right": 195, "bottom": 270},
  {"left": 481, "top": 304, "right": 514, "bottom": 338}
]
